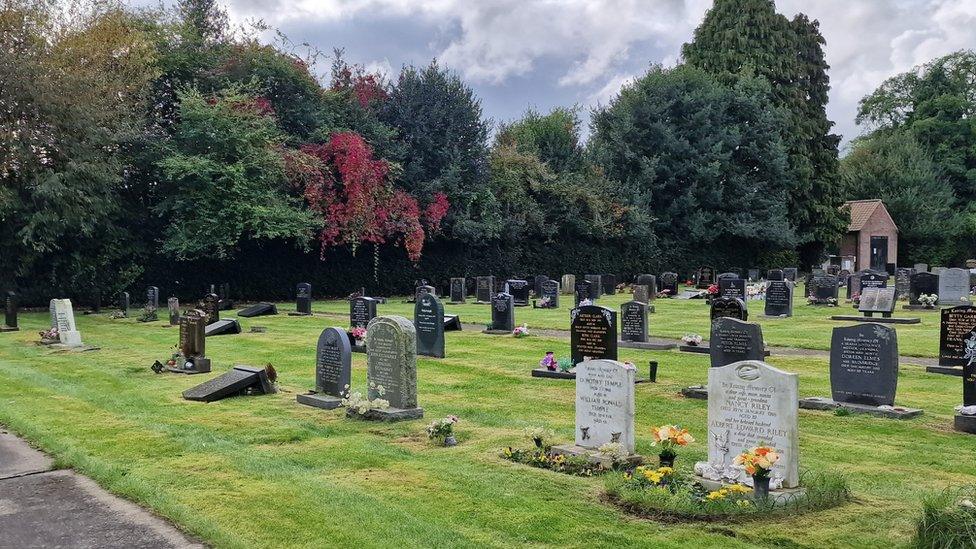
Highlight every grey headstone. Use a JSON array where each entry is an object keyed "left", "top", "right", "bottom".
[
  {"left": 560, "top": 274, "right": 575, "bottom": 295},
  {"left": 574, "top": 360, "right": 636, "bottom": 453},
  {"left": 366, "top": 316, "right": 418, "bottom": 409},
  {"left": 632, "top": 285, "right": 650, "bottom": 304},
  {"left": 830, "top": 324, "right": 899, "bottom": 406},
  {"left": 939, "top": 268, "right": 972, "bottom": 305},
  {"left": 117, "top": 292, "right": 129, "bottom": 317},
  {"left": 167, "top": 297, "right": 180, "bottom": 326},
  {"left": 914, "top": 263, "right": 928, "bottom": 273},
  {"left": 635, "top": 274, "right": 657, "bottom": 299},
  {"left": 783, "top": 268, "right": 798, "bottom": 281},
  {"left": 858, "top": 287, "right": 896, "bottom": 315}
]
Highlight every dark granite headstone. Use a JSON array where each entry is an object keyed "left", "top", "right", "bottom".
[
  {"left": 620, "top": 301, "right": 647, "bottom": 343},
  {"left": 710, "top": 318, "right": 765, "bottom": 368},
  {"left": 940, "top": 306, "right": 976, "bottom": 367},
  {"left": 783, "top": 268, "right": 798, "bottom": 282},
  {"left": 205, "top": 319, "right": 241, "bottom": 337},
  {"left": 718, "top": 278, "right": 746, "bottom": 302},
  {"left": 859, "top": 271, "right": 888, "bottom": 291},
  {"left": 296, "top": 282, "right": 312, "bottom": 315},
  {"left": 813, "top": 275, "right": 839, "bottom": 301},
  {"left": 414, "top": 293, "right": 445, "bottom": 358},
  {"left": 767, "top": 269, "right": 784, "bottom": 281},
  {"left": 201, "top": 293, "right": 219, "bottom": 323},
  {"left": 297, "top": 327, "right": 352, "bottom": 409},
  {"left": 415, "top": 284, "right": 436, "bottom": 302},
  {"left": 533, "top": 275, "right": 549, "bottom": 297},
  {"left": 506, "top": 279, "right": 530, "bottom": 306},
  {"left": 895, "top": 268, "right": 913, "bottom": 300},
  {"left": 601, "top": 274, "right": 617, "bottom": 295},
  {"left": 217, "top": 283, "right": 233, "bottom": 310},
  {"left": 659, "top": 272, "right": 678, "bottom": 296},
  {"left": 965, "top": 361, "right": 976, "bottom": 408},
  {"left": 117, "top": 292, "right": 129, "bottom": 317},
  {"left": 167, "top": 297, "right": 180, "bottom": 326},
  {"left": 146, "top": 286, "right": 159, "bottom": 310},
  {"left": 830, "top": 323, "right": 899, "bottom": 406},
  {"left": 350, "top": 297, "right": 378, "bottom": 329},
  {"left": 910, "top": 272, "right": 939, "bottom": 304},
  {"left": 858, "top": 287, "right": 897, "bottom": 317},
  {"left": 636, "top": 274, "right": 657, "bottom": 299},
  {"left": 764, "top": 281, "right": 793, "bottom": 317},
  {"left": 540, "top": 279, "right": 560, "bottom": 308},
  {"left": 491, "top": 293, "right": 515, "bottom": 332},
  {"left": 748, "top": 269, "right": 760, "bottom": 282},
  {"left": 182, "top": 365, "right": 273, "bottom": 402},
  {"left": 710, "top": 297, "right": 747, "bottom": 322},
  {"left": 365, "top": 315, "right": 420, "bottom": 412},
  {"left": 574, "top": 281, "right": 593, "bottom": 306},
  {"left": 2, "top": 291, "right": 18, "bottom": 331},
  {"left": 237, "top": 303, "right": 278, "bottom": 317},
  {"left": 584, "top": 275, "right": 603, "bottom": 298},
  {"left": 570, "top": 305, "right": 617, "bottom": 365},
  {"left": 450, "top": 278, "right": 466, "bottom": 303},
  {"left": 476, "top": 276, "right": 495, "bottom": 303},
  {"left": 696, "top": 266, "right": 715, "bottom": 289}
]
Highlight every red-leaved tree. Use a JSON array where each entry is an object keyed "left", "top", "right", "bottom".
[{"left": 287, "top": 131, "right": 447, "bottom": 262}]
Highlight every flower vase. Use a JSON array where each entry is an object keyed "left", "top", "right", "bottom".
[
  {"left": 533, "top": 437, "right": 543, "bottom": 449},
  {"left": 659, "top": 454, "right": 675, "bottom": 468},
  {"left": 444, "top": 435, "right": 457, "bottom": 447},
  {"left": 753, "top": 475, "right": 770, "bottom": 500}
]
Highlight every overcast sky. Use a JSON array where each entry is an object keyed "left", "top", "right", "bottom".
[{"left": 152, "top": 0, "right": 976, "bottom": 148}]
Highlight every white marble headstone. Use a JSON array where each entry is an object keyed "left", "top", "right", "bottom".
[
  {"left": 696, "top": 360, "right": 799, "bottom": 488},
  {"left": 574, "top": 359, "right": 635, "bottom": 453},
  {"left": 52, "top": 299, "right": 82, "bottom": 347}
]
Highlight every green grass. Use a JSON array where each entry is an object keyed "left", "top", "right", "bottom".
[
  {"left": 0, "top": 296, "right": 970, "bottom": 548},
  {"left": 911, "top": 486, "right": 976, "bottom": 548}
]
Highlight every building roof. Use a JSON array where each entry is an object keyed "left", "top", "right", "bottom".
[{"left": 842, "top": 199, "right": 897, "bottom": 232}]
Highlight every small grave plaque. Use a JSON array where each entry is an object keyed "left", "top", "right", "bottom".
[{"left": 570, "top": 305, "right": 617, "bottom": 365}]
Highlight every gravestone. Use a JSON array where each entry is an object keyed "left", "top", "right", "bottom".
[
  {"left": 659, "top": 272, "right": 678, "bottom": 296},
  {"left": 895, "top": 268, "right": 913, "bottom": 300},
  {"left": 568, "top": 360, "right": 636, "bottom": 454},
  {"left": 859, "top": 271, "right": 888, "bottom": 291},
  {"left": 636, "top": 274, "right": 657, "bottom": 299},
  {"left": 710, "top": 297, "right": 748, "bottom": 322},
  {"left": 414, "top": 284, "right": 436, "bottom": 302},
  {"left": 696, "top": 266, "right": 716, "bottom": 289},
  {"left": 584, "top": 275, "right": 603, "bottom": 298},
  {"left": 783, "top": 268, "right": 798, "bottom": 282},
  {"left": 169, "top": 309, "right": 210, "bottom": 373},
  {"left": 620, "top": 301, "right": 648, "bottom": 343},
  {"left": 296, "top": 282, "right": 312, "bottom": 315},
  {"left": 237, "top": 302, "right": 277, "bottom": 317},
  {"left": 914, "top": 263, "right": 928, "bottom": 273},
  {"left": 450, "top": 278, "right": 466, "bottom": 304},
  {"left": 632, "top": 285, "right": 650, "bottom": 305},
  {"left": 561, "top": 274, "right": 575, "bottom": 295},
  {"left": 146, "top": 286, "right": 159, "bottom": 310},
  {"left": 539, "top": 279, "right": 560, "bottom": 308},
  {"left": 710, "top": 318, "right": 765, "bottom": 368},
  {"left": 933, "top": 267, "right": 947, "bottom": 276},
  {"left": 910, "top": 272, "right": 940, "bottom": 304},
  {"left": 695, "top": 360, "right": 799, "bottom": 489},
  {"left": 506, "top": 279, "right": 531, "bottom": 306},
  {"left": 476, "top": 276, "right": 495, "bottom": 303},
  {"left": 858, "top": 287, "right": 897, "bottom": 317},
  {"left": 716, "top": 272, "right": 738, "bottom": 282},
  {"left": 533, "top": 275, "right": 549, "bottom": 297},
  {"left": 363, "top": 315, "right": 423, "bottom": 420},
  {"left": 939, "top": 268, "right": 972, "bottom": 305},
  {"left": 117, "top": 292, "right": 129, "bottom": 317},
  {"left": 182, "top": 365, "right": 273, "bottom": 402},
  {"left": 350, "top": 297, "right": 378, "bottom": 329},
  {"left": 205, "top": 319, "right": 242, "bottom": 337},
  {"left": 2, "top": 291, "right": 18, "bottom": 331},
  {"left": 940, "top": 306, "right": 976, "bottom": 367},
  {"left": 764, "top": 281, "right": 794, "bottom": 317},
  {"left": 490, "top": 293, "right": 515, "bottom": 332},
  {"left": 570, "top": 305, "right": 617, "bottom": 365},
  {"left": 718, "top": 278, "right": 746, "bottom": 302},
  {"left": 748, "top": 269, "right": 760, "bottom": 282},
  {"left": 167, "top": 297, "right": 180, "bottom": 326},
  {"left": 813, "top": 275, "right": 839, "bottom": 300},
  {"left": 767, "top": 269, "right": 784, "bottom": 282},
  {"left": 829, "top": 324, "right": 899, "bottom": 406},
  {"left": 414, "top": 293, "right": 445, "bottom": 358},
  {"left": 201, "top": 293, "right": 219, "bottom": 324},
  {"left": 51, "top": 299, "right": 82, "bottom": 347},
  {"left": 296, "top": 327, "right": 352, "bottom": 410},
  {"left": 574, "top": 280, "right": 592, "bottom": 306},
  {"left": 601, "top": 274, "right": 617, "bottom": 295}
]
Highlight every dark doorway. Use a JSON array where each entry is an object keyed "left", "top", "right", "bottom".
[{"left": 870, "top": 236, "right": 888, "bottom": 272}]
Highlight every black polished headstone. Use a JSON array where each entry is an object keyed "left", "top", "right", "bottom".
[
  {"left": 476, "top": 276, "right": 495, "bottom": 303},
  {"left": 491, "top": 293, "right": 515, "bottom": 332},
  {"left": 117, "top": 292, "right": 130, "bottom": 317},
  {"left": 205, "top": 319, "right": 241, "bottom": 337},
  {"left": 601, "top": 274, "right": 617, "bottom": 295},
  {"left": 718, "top": 278, "right": 746, "bottom": 302},
  {"left": 710, "top": 318, "right": 765, "bottom": 368},
  {"left": 830, "top": 323, "right": 899, "bottom": 406},
  {"left": 414, "top": 293, "right": 445, "bottom": 358},
  {"left": 450, "top": 278, "right": 466, "bottom": 303},
  {"left": 620, "top": 301, "right": 648, "bottom": 343},
  {"left": 506, "top": 279, "right": 531, "bottom": 306},
  {"left": 296, "top": 282, "right": 312, "bottom": 315},
  {"left": 859, "top": 271, "right": 888, "bottom": 291},
  {"left": 2, "top": 291, "right": 18, "bottom": 331},
  {"left": 182, "top": 365, "right": 273, "bottom": 402},
  {"left": 764, "top": 281, "right": 793, "bottom": 317},
  {"left": 315, "top": 327, "right": 352, "bottom": 397},
  {"left": 696, "top": 266, "right": 715, "bottom": 288},
  {"left": 540, "top": 279, "right": 560, "bottom": 308},
  {"left": 748, "top": 269, "right": 760, "bottom": 282},
  {"left": 584, "top": 275, "right": 603, "bottom": 298},
  {"left": 570, "top": 305, "right": 617, "bottom": 365},
  {"left": 574, "top": 280, "right": 592, "bottom": 306},
  {"left": 659, "top": 272, "right": 678, "bottom": 296},
  {"left": 710, "top": 297, "right": 747, "bottom": 322},
  {"left": 940, "top": 306, "right": 976, "bottom": 367},
  {"left": 910, "top": 272, "right": 939, "bottom": 304},
  {"left": 767, "top": 269, "right": 784, "bottom": 281},
  {"left": 783, "top": 268, "right": 798, "bottom": 282},
  {"left": 350, "top": 297, "right": 378, "bottom": 329},
  {"left": 810, "top": 275, "right": 839, "bottom": 301},
  {"left": 533, "top": 275, "right": 549, "bottom": 297}
]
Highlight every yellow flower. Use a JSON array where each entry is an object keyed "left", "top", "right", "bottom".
[
  {"left": 706, "top": 490, "right": 727, "bottom": 501},
  {"left": 736, "top": 500, "right": 751, "bottom": 508},
  {"left": 657, "top": 466, "right": 673, "bottom": 475},
  {"left": 728, "top": 484, "right": 751, "bottom": 494}
]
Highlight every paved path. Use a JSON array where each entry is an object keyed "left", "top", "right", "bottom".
[{"left": 0, "top": 430, "right": 203, "bottom": 549}]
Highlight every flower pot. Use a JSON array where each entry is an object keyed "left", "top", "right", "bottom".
[
  {"left": 659, "top": 454, "right": 675, "bottom": 468},
  {"left": 753, "top": 475, "right": 770, "bottom": 500},
  {"left": 533, "top": 437, "right": 543, "bottom": 449},
  {"left": 444, "top": 435, "right": 457, "bottom": 447}
]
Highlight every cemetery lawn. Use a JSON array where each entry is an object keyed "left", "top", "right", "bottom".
[{"left": 0, "top": 303, "right": 970, "bottom": 548}]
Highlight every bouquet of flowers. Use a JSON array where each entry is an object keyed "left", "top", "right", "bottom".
[
  {"left": 918, "top": 294, "right": 938, "bottom": 308},
  {"left": 707, "top": 284, "right": 719, "bottom": 295},
  {"left": 681, "top": 334, "right": 703, "bottom": 346},
  {"left": 350, "top": 327, "right": 367, "bottom": 340},
  {"left": 513, "top": 324, "right": 530, "bottom": 338},
  {"left": 39, "top": 328, "right": 59, "bottom": 342},
  {"left": 539, "top": 351, "right": 557, "bottom": 371},
  {"left": 733, "top": 445, "right": 780, "bottom": 480},
  {"left": 651, "top": 425, "right": 694, "bottom": 463},
  {"left": 656, "top": 289, "right": 672, "bottom": 299},
  {"left": 425, "top": 415, "right": 458, "bottom": 441}
]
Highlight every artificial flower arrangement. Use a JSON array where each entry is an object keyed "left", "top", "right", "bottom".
[
  {"left": 537, "top": 296, "right": 554, "bottom": 308},
  {"left": 513, "top": 324, "right": 529, "bottom": 338},
  {"left": 343, "top": 383, "right": 390, "bottom": 415},
  {"left": 681, "top": 334, "right": 703, "bottom": 347},
  {"left": 706, "top": 284, "right": 719, "bottom": 296},
  {"left": 578, "top": 298, "right": 593, "bottom": 307},
  {"left": 651, "top": 425, "right": 695, "bottom": 467},
  {"left": 539, "top": 351, "right": 557, "bottom": 371},
  {"left": 349, "top": 327, "right": 367, "bottom": 341},
  {"left": 557, "top": 358, "right": 573, "bottom": 372},
  {"left": 851, "top": 292, "right": 861, "bottom": 305},
  {"left": 734, "top": 444, "right": 780, "bottom": 498},
  {"left": 426, "top": 415, "right": 459, "bottom": 446},
  {"left": 918, "top": 294, "right": 938, "bottom": 308},
  {"left": 656, "top": 289, "right": 672, "bottom": 299},
  {"left": 38, "top": 327, "right": 59, "bottom": 344}
]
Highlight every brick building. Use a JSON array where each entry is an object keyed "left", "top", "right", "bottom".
[{"left": 839, "top": 199, "right": 898, "bottom": 274}]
